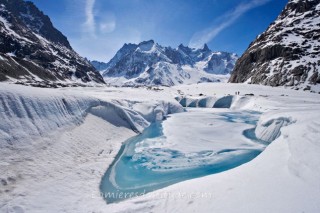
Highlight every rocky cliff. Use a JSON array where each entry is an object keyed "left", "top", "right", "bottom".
[
  {"left": 229, "top": 0, "right": 320, "bottom": 92},
  {"left": 0, "top": 0, "right": 105, "bottom": 86}
]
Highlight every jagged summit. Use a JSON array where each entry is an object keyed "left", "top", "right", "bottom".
[
  {"left": 141, "top": 39, "right": 155, "bottom": 44},
  {"left": 0, "top": 0, "right": 104, "bottom": 85},
  {"left": 178, "top": 43, "right": 210, "bottom": 51},
  {"left": 202, "top": 44, "right": 210, "bottom": 52},
  {"left": 99, "top": 41, "right": 237, "bottom": 86},
  {"left": 229, "top": 0, "right": 320, "bottom": 92}
]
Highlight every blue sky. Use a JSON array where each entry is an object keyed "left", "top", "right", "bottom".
[{"left": 28, "top": 0, "right": 287, "bottom": 62}]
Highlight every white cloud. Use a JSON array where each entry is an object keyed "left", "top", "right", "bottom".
[
  {"left": 189, "top": 0, "right": 272, "bottom": 48},
  {"left": 99, "top": 21, "right": 116, "bottom": 33},
  {"left": 99, "top": 13, "right": 116, "bottom": 34},
  {"left": 83, "top": 0, "right": 96, "bottom": 36},
  {"left": 82, "top": 0, "right": 116, "bottom": 37}
]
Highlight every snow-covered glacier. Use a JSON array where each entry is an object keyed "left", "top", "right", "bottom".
[{"left": 1, "top": 82, "right": 320, "bottom": 213}]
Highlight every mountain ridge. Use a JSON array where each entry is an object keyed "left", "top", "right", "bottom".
[
  {"left": 0, "top": 0, "right": 105, "bottom": 86},
  {"left": 229, "top": 0, "right": 320, "bottom": 92},
  {"left": 98, "top": 40, "right": 238, "bottom": 86}
]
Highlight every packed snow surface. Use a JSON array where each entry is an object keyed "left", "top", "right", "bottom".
[{"left": 1, "top": 82, "right": 320, "bottom": 212}]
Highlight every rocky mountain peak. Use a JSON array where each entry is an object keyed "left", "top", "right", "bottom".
[
  {"left": 202, "top": 43, "right": 210, "bottom": 52},
  {"left": 140, "top": 39, "right": 155, "bottom": 45},
  {"left": 136, "top": 40, "right": 157, "bottom": 52},
  {"left": 0, "top": 0, "right": 104, "bottom": 85},
  {"left": 229, "top": 0, "right": 320, "bottom": 92},
  {"left": 100, "top": 40, "right": 237, "bottom": 86}
]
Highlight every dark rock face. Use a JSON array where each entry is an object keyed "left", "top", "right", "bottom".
[
  {"left": 0, "top": 0, "right": 104, "bottom": 84},
  {"left": 102, "top": 40, "right": 238, "bottom": 86},
  {"left": 229, "top": 0, "right": 320, "bottom": 91}
]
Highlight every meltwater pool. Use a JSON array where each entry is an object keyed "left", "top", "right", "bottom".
[{"left": 100, "top": 110, "right": 267, "bottom": 203}]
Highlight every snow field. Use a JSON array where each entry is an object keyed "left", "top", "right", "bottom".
[{"left": 0, "top": 82, "right": 319, "bottom": 212}]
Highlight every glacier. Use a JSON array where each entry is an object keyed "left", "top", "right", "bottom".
[{"left": 0, "top": 82, "right": 320, "bottom": 213}]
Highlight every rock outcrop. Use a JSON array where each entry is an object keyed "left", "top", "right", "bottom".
[
  {"left": 0, "top": 0, "right": 105, "bottom": 85},
  {"left": 229, "top": 0, "right": 320, "bottom": 92}
]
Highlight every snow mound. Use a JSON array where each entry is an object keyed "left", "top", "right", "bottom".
[
  {"left": 113, "top": 100, "right": 184, "bottom": 125},
  {"left": 255, "top": 107, "right": 320, "bottom": 184},
  {"left": 177, "top": 95, "right": 255, "bottom": 109},
  {"left": 198, "top": 97, "right": 217, "bottom": 108},
  {"left": 90, "top": 102, "right": 149, "bottom": 133},
  {"left": 230, "top": 96, "right": 255, "bottom": 110},
  {"left": 286, "top": 115, "right": 320, "bottom": 183},
  {"left": 188, "top": 99, "right": 199, "bottom": 107},
  {"left": 178, "top": 96, "right": 217, "bottom": 108},
  {"left": 213, "top": 96, "right": 234, "bottom": 108},
  {"left": 179, "top": 97, "right": 193, "bottom": 107},
  {"left": 256, "top": 116, "right": 294, "bottom": 142},
  {"left": 92, "top": 100, "right": 183, "bottom": 133}
]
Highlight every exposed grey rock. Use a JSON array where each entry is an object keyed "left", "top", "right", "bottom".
[
  {"left": 0, "top": 0, "right": 105, "bottom": 84},
  {"left": 229, "top": 0, "right": 320, "bottom": 91},
  {"left": 101, "top": 40, "right": 238, "bottom": 86}
]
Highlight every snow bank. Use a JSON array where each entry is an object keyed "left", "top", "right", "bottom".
[
  {"left": 113, "top": 100, "right": 184, "bottom": 125},
  {"left": 0, "top": 83, "right": 184, "bottom": 212},
  {"left": 257, "top": 108, "right": 320, "bottom": 183},
  {"left": 178, "top": 96, "right": 218, "bottom": 108},
  {"left": 198, "top": 97, "right": 217, "bottom": 108},
  {"left": 255, "top": 115, "right": 294, "bottom": 142},
  {"left": 230, "top": 95, "right": 255, "bottom": 110},
  {"left": 90, "top": 100, "right": 183, "bottom": 133},
  {"left": 0, "top": 84, "right": 184, "bottom": 147},
  {"left": 90, "top": 102, "right": 148, "bottom": 133},
  {"left": 0, "top": 86, "right": 100, "bottom": 147},
  {"left": 178, "top": 96, "right": 199, "bottom": 107},
  {"left": 216, "top": 95, "right": 257, "bottom": 110},
  {"left": 177, "top": 95, "right": 255, "bottom": 109},
  {"left": 0, "top": 113, "right": 136, "bottom": 213},
  {"left": 286, "top": 114, "right": 320, "bottom": 184},
  {"left": 213, "top": 95, "right": 234, "bottom": 108}
]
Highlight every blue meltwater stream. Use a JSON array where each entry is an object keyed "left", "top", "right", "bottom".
[{"left": 100, "top": 110, "right": 268, "bottom": 203}]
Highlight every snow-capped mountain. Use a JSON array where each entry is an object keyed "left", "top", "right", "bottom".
[
  {"left": 229, "top": 0, "right": 320, "bottom": 92},
  {"left": 102, "top": 40, "right": 238, "bottom": 86},
  {"left": 0, "top": 0, "right": 105, "bottom": 85}
]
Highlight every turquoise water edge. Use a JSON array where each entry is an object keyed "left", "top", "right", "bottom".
[{"left": 100, "top": 111, "right": 265, "bottom": 203}]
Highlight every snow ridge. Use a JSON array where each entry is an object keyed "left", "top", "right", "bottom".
[{"left": 0, "top": 84, "right": 183, "bottom": 147}]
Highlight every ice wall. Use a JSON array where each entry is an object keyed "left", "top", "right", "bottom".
[
  {"left": 176, "top": 95, "right": 254, "bottom": 109},
  {"left": 0, "top": 86, "right": 100, "bottom": 147},
  {"left": 255, "top": 110, "right": 295, "bottom": 143},
  {"left": 0, "top": 85, "right": 184, "bottom": 146}
]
